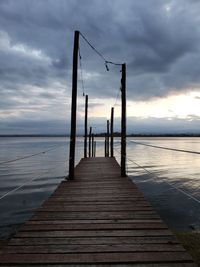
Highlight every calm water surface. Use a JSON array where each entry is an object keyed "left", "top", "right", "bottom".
[
  {"left": 0, "top": 137, "right": 199, "bottom": 238},
  {"left": 124, "top": 137, "right": 200, "bottom": 231}
]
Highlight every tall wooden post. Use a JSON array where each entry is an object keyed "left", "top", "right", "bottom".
[
  {"left": 110, "top": 107, "right": 114, "bottom": 157},
  {"left": 89, "top": 126, "right": 92, "bottom": 157},
  {"left": 84, "top": 95, "right": 88, "bottom": 158},
  {"left": 94, "top": 141, "right": 96, "bottom": 157},
  {"left": 104, "top": 133, "right": 107, "bottom": 157},
  {"left": 121, "top": 63, "right": 126, "bottom": 177},
  {"left": 106, "top": 120, "right": 110, "bottom": 157},
  {"left": 92, "top": 134, "right": 94, "bottom": 157},
  {"left": 68, "top": 30, "right": 79, "bottom": 180}
]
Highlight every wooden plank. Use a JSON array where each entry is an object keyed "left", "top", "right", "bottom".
[
  {"left": 0, "top": 252, "right": 193, "bottom": 264},
  {"left": 54, "top": 186, "right": 138, "bottom": 191},
  {"left": 8, "top": 236, "right": 180, "bottom": 246},
  {"left": 52, "top": 181, "right": 137, "bottom": 186},
  {"left": 47, "top": 196, "right": 146, "bottom": 202},
  {"left": 0, "top": 263, "right": 197, "bottom": 267},
  {"left": 38, "top": 205, "right": 152, "bottom": 212},
  {"left": 42, "top": 201, "right": 151, "bottom": 207},
  {"left": 21, "top": 222, "right": 168, "bottom": 231},
  {"left": 2, "top": 243, "right": 185, "bottom": 254},
  {"left": 25, "top": 219, "right": 164, "bottom": 224},
  {"left": 55, "top": 180, "right": 137, "bottom": 186},
  {"left": 16, "top": 229, "right": 173, "bottom": 238},
  {"left": 31, "top": 213, "right": 160, "bottom": 220},
  {"left": 53, "top": 194, "right": 144, "bottom": 198}
]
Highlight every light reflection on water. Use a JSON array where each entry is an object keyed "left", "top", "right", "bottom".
[
  {"left": 123, "top": 137, "right": 200, "bottom": 231},
  {"left": 0, "top": 137, "right": 200, "bottom": 238},
  {"left": 0, "top": 137, "right": 83, "bottom": 238}
]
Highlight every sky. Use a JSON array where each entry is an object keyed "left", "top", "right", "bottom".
[{"left": 0, "top": 0, "right": 200, "bottom": 134}]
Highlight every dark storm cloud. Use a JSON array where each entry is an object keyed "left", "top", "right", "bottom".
[
  {"left": 1, "top": 0, "right": 200, "bottom": 99},
  {"left": 0, "top": 0, "right": 200, "bottom": 133}
]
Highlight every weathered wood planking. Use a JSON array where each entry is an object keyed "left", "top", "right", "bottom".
[{"left": 0, "top": 157, "right": 197, "bottom": 266}]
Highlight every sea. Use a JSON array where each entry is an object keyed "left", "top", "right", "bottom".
[{"left": 0, "top": 137, "right": 199, "bottom": 239}]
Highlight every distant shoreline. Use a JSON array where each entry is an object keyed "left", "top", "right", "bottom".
[{"left": 0, "top": 134, "right": 200, "bottom": 138}]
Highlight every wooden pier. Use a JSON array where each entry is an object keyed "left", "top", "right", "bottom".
[{"left": 0, "top": 157, "right": 197, "bottom": 266}]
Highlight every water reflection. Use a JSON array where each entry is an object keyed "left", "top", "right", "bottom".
[
  {"left": 0, "top": 137, "right": 83, "bottom": 238},
  {"left": 123, "top": 138, "right": 200, "bottom": 231}
]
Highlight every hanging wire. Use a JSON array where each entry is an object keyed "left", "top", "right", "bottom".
[
  {"left": 0, "top": 143, "right": 68, "bottom": 165},
  {"left": 113, "top": 86, "right": 121, "bottom": 107},
  {"left": 0, "top": 161, "right": 66, "bottom": 201},
  {"left": 114, "top": 148, "right": 200, "bottom": 204},
  {"left": 131, "top": 140, "right": 200, "bottom": 155},
  {"left": 78, "top": 44, "right": 85, "bottom": 97},
  {"left": 127, "top": 157, "right": 200, "bottom": 204},
  {"left": 79, "top": 31, "right": 124, "bottom": 116},
  {"left": 79, "top": 32, "right": 122, "bottom": 71}
]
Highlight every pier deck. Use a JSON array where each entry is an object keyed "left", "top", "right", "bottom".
[{"left": 0, "top": 157, "right": 197, "bottom": 266}]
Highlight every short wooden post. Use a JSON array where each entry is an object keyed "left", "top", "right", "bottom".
[
  {"left": 121, "top": 63, "right": 126, "bottom": 177},
  {"left": 106, "top": 120, "right": 110, "bottom": 157},
  {"left": 104, "top": 133, "right": 107, "bottom": 157},
  {"left": 110, "top": 107, "right": 114, "bottom": 157},
  {"left": 89, "top": 126, "right": 92, "bottom": 158},
  {"left": 68, "top": 30, "right": 79, "bottom": 180},
  {"left": 94, "top": 141, "right": 96, "bottom": 157},
  {"left": 92, "top": 134, "right": 94, "bottom": 157},
  {"left": 84, "top": 95, "right": 88, "bottom": 158}
]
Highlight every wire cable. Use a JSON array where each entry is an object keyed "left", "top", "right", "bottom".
[
  {"left": 79, "top": 32, "right": 122, "bottom": 68},
  {"left": 114, "top": 148, "right": 200, "bottom": 204},
  {"left": 131, "top": 140, "right": 200, "bottom": 155},
  {"left": 0, "top": 162, "right": 66, "bottom": 201},
  {"left": 78, "top": 45, "right": 85, "bottom": 96},
  {"left": 79, "top": 31, "right": 123, "bottom": 118},
  {"left": 0, "top": 176, "right": 41, "bottom": 201},
  {"left": 113, "top": 86, "right": 121, "bottom": 107},
  {"left": 126, "top": 157, "right": 200, "bottom": 204},
  {"left": 0, "top": 143, "right": 68, "bottom": 165}
]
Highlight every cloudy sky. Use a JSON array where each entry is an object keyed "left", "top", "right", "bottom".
[{"left": 0, "top": 0, "right": 200, "bottom": 134}]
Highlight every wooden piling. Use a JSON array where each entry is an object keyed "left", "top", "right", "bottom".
[
  {"left": 94, "top": 141, "right": 96, "bottom": 157},
  {"left": 84, "top": 95, "right": 88, "bottom": 158},
  {"left": 89, "top": 127, "right": 92, "bottom": 158},
  {"left": 92, "top": 134, "right": 94, "bottom": 157},
  {"left": 104, "top": 133, "right": 107, "bottom": 157},
  {"left": 68, "top": 30, "right": 79, "bottom": 180},
  {"left": 110, "top": 107, "right": 114, "bottom": 157},
  {"left": 107, "top": 120, "right": 110, "bottom": 157},
  {"left": 121, "top": 63, "right": 126, "bottom": 177}
]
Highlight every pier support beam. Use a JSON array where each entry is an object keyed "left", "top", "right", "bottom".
[
  {"left": 92, "top": 134, "right": 94, "bottom": 157},
  {"left": 121, "top": 63, "right": 126, "bottom": 177},
  {"left": 94, "top": 141, "right": 96, "bottom": 157},
  {"left": 104, "top": 133, "right": 107, "bottom": 157},
  {"left": 110, "top": 107, "right": 114, "bottom": 157},
  {"left": 106, "top": 120, "right": 110, "bottom": 157},
  {"left": 68, "top": 30, "right": 79, "bottom": 180},
  {"left": 89, "top": 126, "right": 92, "bottom": 158},
  {"left": 84, "top": 95, "right": 88, "bottom": 158}
]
